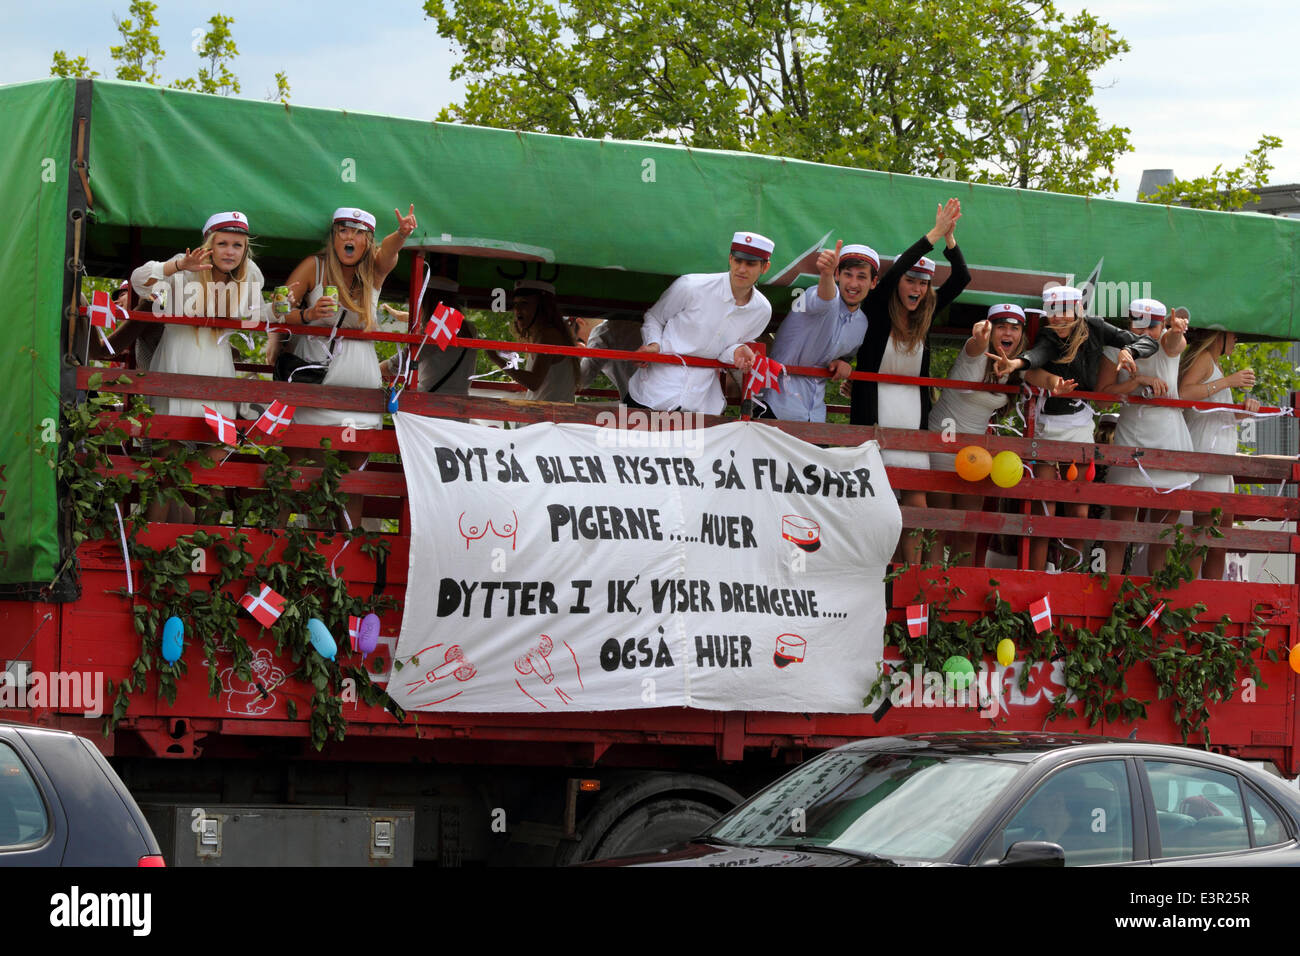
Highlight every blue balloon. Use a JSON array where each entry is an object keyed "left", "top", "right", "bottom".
[
  {"left": 161, "top": 616, "right": 184, "bottom": 664},
  {"left": 357, "top": 613, "right": 381, "bottom": 657},
  {"left": 386, "top": 387, "right": 400, "bottom": 413},
  {"left": 308, "top": 617, "right": 337, "bottom": 661}
]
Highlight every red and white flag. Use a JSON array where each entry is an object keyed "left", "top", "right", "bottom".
[
  {"left": 252, "top": 400, "right": 295, "bottom": 438},
  {"left": 426, "top": 301, "right": 465, "bottom": 351},
  {"left": 348, "top": 615, "right": 361, "bottom": 641},
  {"left": 239, "top": 584, "right": 286, "bottom": 627},
  {"left": 1141, "top": 601, "right": 1165, "bottom": 630},
  {"left": 1029, "top": 596, "right": 1052, "bottom": 633},
  {"left": 743, "top": 355, "right": 784, "bottom": 400},
  {"left": 87, "top": 289, "right": 123, "bottom": 329},
  {"left": 203, "top": 405, "right": 239, "bottom": 444},
  {"left": 906, "top": 604, "right": 928, "bottom": 638}
]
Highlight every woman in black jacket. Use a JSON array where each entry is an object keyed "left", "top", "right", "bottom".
[
  {"left": 844, "top": 198, "right": 970, "bottom": 564},
  {"left": 993, "top": 286, "right": 1160, "bottom": 571}
]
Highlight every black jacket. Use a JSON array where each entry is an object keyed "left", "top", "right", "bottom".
[
  {"left": 849, "top": 236, "right": 970, "bottom": 426},
  {"left": 1019, "top": 317, "right": 1160, "bottom": 415}
]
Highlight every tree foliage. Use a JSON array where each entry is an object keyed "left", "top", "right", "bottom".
[
  {"left": 424, "top": 0, "right": 1132, "bottom": 195},
  {"left": 49, "top": 1, "right": 289, "bottom": 102},
  {"left": 1140, "top": 134, "right": 1285, "bottom": 210}
]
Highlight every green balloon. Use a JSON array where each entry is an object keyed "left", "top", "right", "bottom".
[{"left": 942, "top": 655, "right": 976, "bottom": 689}]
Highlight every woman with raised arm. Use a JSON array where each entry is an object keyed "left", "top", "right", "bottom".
[
  {"left": 992, "top": 285, "right": 1161, "bottom": 572},
  {"left": 926, "top": 304, "right": 1028, "bottom": 566},
  {"left": 130, "top": 211, "right": 267, "bottom": 522},
  {"left": 1178, "top": 326, "right": 1261, "bottom": 579},
  {"left": 849, "top": 198, "right": 970, "bottom": 565},
  {"left": 1097, "top": 299, "right": 1196, "bottom": 575},
  {"left": 275, "top": 204, "right": 417, "bottom": 527}
]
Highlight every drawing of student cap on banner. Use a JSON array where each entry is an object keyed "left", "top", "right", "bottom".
[
  {"left": 458, "top": 509, "right": 518, "bottom": 551},
  {"left": 401, "top": 642, "right": 479, "bottom": 707},
  {"left": 514, "top": 634, "right": 584, "bottom": 709},
  {"left": 781, "top": 515, "right": 821, "bottom": 552},
  {"left": 773, "top": 634, "right": 807, "bottom": 669}
]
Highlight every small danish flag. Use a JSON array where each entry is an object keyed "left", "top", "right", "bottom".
[
  {"left": 348, "top": 615, "right": 361, "bottom": 641},
  {"left": 1141, "top": 601, "right": 1165, "bottom": 630},
  {"left": 203, "top": 405, "right": 239, "bottom": 444},
  {"left": 88, "top": 289, "right": 125, "bottom": 329},
  {"left": 252, "top": 400, "right": 295, "bottom": 438},
  {"left": 426, "top": 301, "right": 465, "bottom": 351},
  {"left": 743, "top": 355, "right": 785, "bottom": 400},
  {"left": 239, "top": 584, "right": 286, "bottom": 627},
  {"left": 1029, "top": 596, "right": 1052, "bottom": 633},
  {"left": 906, "top": 604, "right": 929, "bottom": 638}
]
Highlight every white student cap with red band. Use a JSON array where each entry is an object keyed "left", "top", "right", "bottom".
[
  {"left": 1128, "top": 297, "right": 1167, "bottom": 328},
  {"left": 904, "top": 256, "right": 936, "bottom": 280},
  {"left": 730, "top": 231, "right": 774, "bottom": 261},
  {"left": 333, "top": 207, "right": 377, "bottom": 231},
  {"left": 838, "top": 243, "right": 880, "bottom": 271},
  {"left": 203, "top": 211, "right": 249, "bottom": 235},
  {"left": 1042, "top": 285, "right": 1083, "bottom": 311},
  {"left": 514, "top": 279, "right": 556, "bottom": 295},
  {"left": 988, "top": 303, "right": 1026, "bottom": 325}
]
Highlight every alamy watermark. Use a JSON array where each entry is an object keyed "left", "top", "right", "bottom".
[
  {"left": 886, "top": 663, "right": 1003, "bottom": 719},
  {"left": 1, "top": 663, "right": 104, "bottom": 718},
  {"left": 594, "top": 406, "right": 707, "bottom": 457}
]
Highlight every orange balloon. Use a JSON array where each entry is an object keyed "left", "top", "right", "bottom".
[
  {"left": 1066, "top": 461, "right": 1079, "bottom": 481},
  {"left": 1290, "top": 645, "right": 1300, "bottom": 675},
  {"left": 955, "top": 446, "right": 993, "bottom": 482}
]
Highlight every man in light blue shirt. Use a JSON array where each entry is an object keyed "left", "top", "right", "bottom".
[{"left": 759, "top": 241, "right": 879, "bottom": 422}]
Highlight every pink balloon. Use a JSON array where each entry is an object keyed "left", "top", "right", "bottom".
[{"left": 358, "top": 613, "right": 381, "bottom": 657}]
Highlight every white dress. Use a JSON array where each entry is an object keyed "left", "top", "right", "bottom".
[
  {"left": 1184, "top": 364, "right": 1237, "bottom": 494},
  {"left": 927, "top": 347, "right": 1008, "bottom": 470},
  {"left": 523, "top": 350, "right": 577, "bottom": 403},
  {"left": 129, "top": 256, "right": 267, "bottom": 421},
  {"left": 1105, "top": 345, "right": 1199, "bottom": 490},
  {"left": 287, "top": 258, "right": 384, "bottom": 429},
  {"left": 878, "top": 333, "right": 929, "bottom": 471}
]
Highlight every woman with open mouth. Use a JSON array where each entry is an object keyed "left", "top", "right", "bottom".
[
  {"left": 491, "top": 280, "right": 580, "bottom": 402},
  {"left": 130, "top": 210, "right": 268, "bottom": 522},
  {"left": 850, "top": 198, "right": 969, "bottom": 565},
  {"left": 274, "top": 204, "right": 417, "bottom": 528},
  {"left": 994, "top": 286, "right": 1161, "bottom": 572},
  {"left": 925, "top": 304, "right": 1039, "bottom": 566}
]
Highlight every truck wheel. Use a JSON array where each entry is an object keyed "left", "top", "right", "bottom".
[{"left": 589, "top": 798, "right": 722, "bottom": 861}]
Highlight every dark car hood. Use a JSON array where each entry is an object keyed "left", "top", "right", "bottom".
[{"left": 583, "top": 841, "right": 898, "bottom": 867}]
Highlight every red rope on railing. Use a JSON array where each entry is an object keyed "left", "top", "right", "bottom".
[{"left": 89, "top": 309, "right": 1285, "bottom": 415}]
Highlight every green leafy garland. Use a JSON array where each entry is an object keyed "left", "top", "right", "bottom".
[
  {"left": 56, "top": 389, "right": 404, "bottom": 750},
  {"left": 867, "top": 527, "right": 1274, "bottom": 744}
]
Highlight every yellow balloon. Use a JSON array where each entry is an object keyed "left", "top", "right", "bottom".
[
  {"left": 990, "top": 450, "right": 1024, "bottom": 488},
  {"left": 997, "top": 638, "right": 1016, "bottom": 667},
  {"left": 1289, "top": 645, "right": 1300, "bottom": 675}
]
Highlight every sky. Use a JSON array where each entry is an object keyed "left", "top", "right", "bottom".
[{"left": 4, "top": 0, "right": 1298, "bottom": 202}]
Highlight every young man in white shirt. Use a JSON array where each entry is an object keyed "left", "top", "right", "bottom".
[{"left": 626, "top": 231, "right": 774, "bottom": 415}]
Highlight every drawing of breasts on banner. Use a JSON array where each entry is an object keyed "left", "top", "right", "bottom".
[{"left": 391, "top": 414, "right": 902, "bottom": 713}]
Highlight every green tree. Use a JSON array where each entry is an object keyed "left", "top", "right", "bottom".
[
  {"left": 109, "top": 0, "right": 166, "bottom": 84},
  {"left": 49, "top": 51, "right": 99, "bottom": 79},
  {"left": 423, "top": 0, "right": 1132, "bottom": 195},
  {"left": 48, "top": 3, "right": 288, "bottom": 101},
  {"left": 1139, "top": 135, "right": 1284, "bottom": 210},
  {"left": 172, "top": 15, "right": 241, "bottom": 95}
]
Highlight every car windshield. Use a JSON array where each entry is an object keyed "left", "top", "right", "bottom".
[{"left": 707, "top": 749, "right": 1023, "bottom": 861}]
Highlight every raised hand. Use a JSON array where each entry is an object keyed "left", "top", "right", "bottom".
[
  {"left": 817, "top": 240, "right": 842, "bottom": 278},
  {"left": 971, "top": 319, "right": 992, "bottom": 351},
  {"left": 177, "top": 247, "right": 212, "bottom": 272},
  {"left": 1051, "top": 377, "right": 1078, "bottom": 396},
  {"left": 394, "top": 204, "right": 417, "bottom": 238},
  {"left": 985, "top": 349, "right": 1021, "bottom": 379}
]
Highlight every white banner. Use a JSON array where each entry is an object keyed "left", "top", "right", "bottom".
[{"left": 390, "top": 414, "right": 900, "bottom": 713}]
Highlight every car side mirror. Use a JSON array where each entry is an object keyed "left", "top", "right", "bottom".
[{"left": 1000, "top": 840, "right": 1065, "bottom": 867}]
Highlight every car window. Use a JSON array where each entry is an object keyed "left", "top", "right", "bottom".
[
  {"left": 1242, "top": 785, "right": 1289, "bottom": 848},
  {"left": 0, "top": 741, "right": 50, "bottom": 848},
  {"left": 1144, "top": 761, "right": 1251, "bottom": 858},
  {"left": 993, "top": 760, "right": 1133, "bottom": 866}
]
